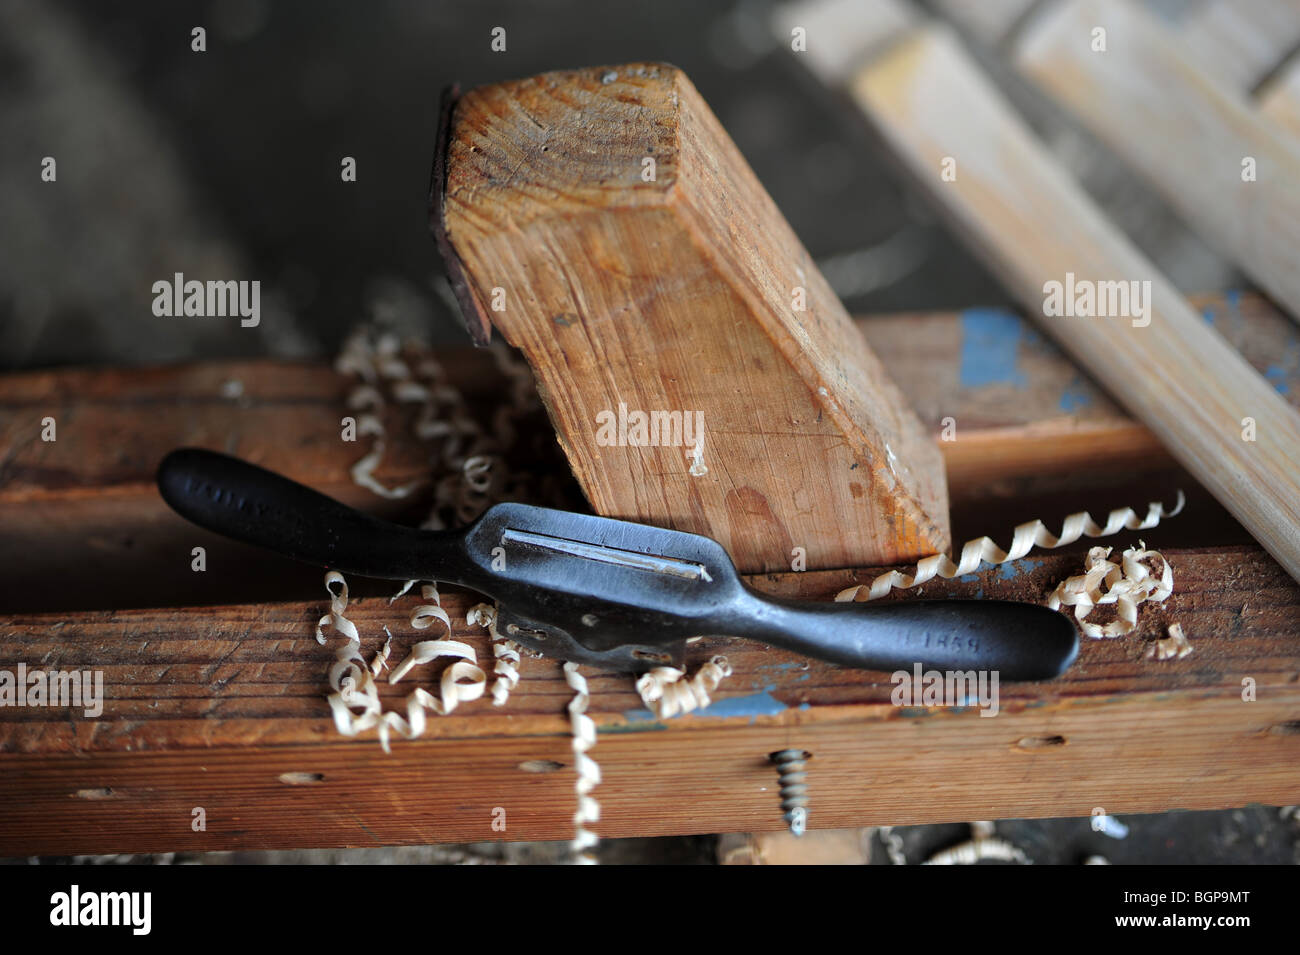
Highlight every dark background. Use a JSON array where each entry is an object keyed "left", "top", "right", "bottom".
[{"left": 2, "top": 0, "right": 1230, "bottom": 370}]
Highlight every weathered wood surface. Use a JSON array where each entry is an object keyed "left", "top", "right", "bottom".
[
  {"left": 3, "top": 293, "right": 1296, "bottom": 611},
  {"left": 839, "top": 22, "right": 1300, "bottom": 582},
  {"left": 441, "top": 63, "right": 950, "bottom": 575},
  {"left": 2, "top": 545, "right": 1297, "bottom": 854},
  {"left": 1014, "top": 0, "right": 1300, "bottom": 324}
]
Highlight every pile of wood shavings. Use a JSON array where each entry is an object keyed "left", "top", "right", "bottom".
[
  {"left": 324, "top": 326, "right": 736, "bottom": 861},
  {"left": 1046, "top": 542, "right": 1174, "bottom": 639},
  {"left": 317, "top": 571, "right": 487, "bottom": 754},
  {"left": 636, "top": 656, "right": 733, "bottom": 719}
]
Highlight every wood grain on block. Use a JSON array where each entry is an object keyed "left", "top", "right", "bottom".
[
  {"left": 1, "top": 546, "right": 1296, "bottom": 853},
  {"left": 848, "top": 25, "right": 1300, "bottom": 581},
  {"left": 441, "top": 63, "right": 949, "bottom": 574},
  {"left": 1014, "top": 0, "right": 1300, "bottom": 323}
]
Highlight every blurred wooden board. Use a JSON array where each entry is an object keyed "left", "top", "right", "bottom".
[
  {"left": 1013, "top": 0, "right": 1300, "bottom": 325},
  {"left": 1175, "top": 0, "right": 1300, "bottom": 93},
  {"left": 1, "top": 545, "right": 1297, "bottom": 855}
]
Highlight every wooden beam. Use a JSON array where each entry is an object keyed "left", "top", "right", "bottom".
[
  {"left": 440, "top": 63, "right": 950, "bottom": 574},
  {"left": 2, "top": 545, "right": 1296, "bottom": 855},
  {"left": 1011, "top": 0, "right": 1300, "bottom": 323}
]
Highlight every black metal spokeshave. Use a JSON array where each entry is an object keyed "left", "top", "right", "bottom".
[{"left": 157, "top": 448, "right": 1078, "bottom": 680}]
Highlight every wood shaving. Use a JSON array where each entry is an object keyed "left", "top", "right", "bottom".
[
  {"left": 835, "top": 493, "right": 1183, "bottom": 602},
  {"left": 923, "top": 836, "right": 1030, "bottom": 865},
  {"left": 467, "top": 603, "right": 522, "bottom": 706},
  {"left": 1046, "top": 543, "right": 1173, "bottom": 638},
  {"left": 878, "top": 825, "right": 908, "bottom": 865},
  {"left": 923, "top": 820, "right": 1031, "bottom": 865},
  {"left": 313, "top": 570, "right": 486, "bottom": 753},
  {"left": 563, "top": 662, "right": 600, "bottom": 864},
  {"left": 1146, "top": 621, "right": 1193, "bottom": 660},
  {"left": 336, "top": 326, "right": 551, "bottom": 529},
  {"left": 407, "top": 582, "right": 453, "bottom": 633},
  {"left": 635, "top": 655, "right": 733, "bottom": 719}
]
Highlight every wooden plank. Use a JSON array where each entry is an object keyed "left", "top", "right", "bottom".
[
  {"left": 1260, "top": 57, "right": 1300, "bottom": 142},
  {"left": 440, "top": 63, "right": 950, "bottom": 575},
  {"left": 927, "top": 0, "right": 1038, "bottom": 47},
  {"left": 800, "top": 15, "right": 1300, "bottom": 581},
  {"left": 0, "top": 353, "right": 581, "bottom": 613},
  {"left": 1, "top": 545, "right": 1296, "bottom": 854},
  {"left": 1176, "top": 0, "right": 1300, "bottom": 93},
  {"left": 3, "top": 293, "right": 1297, "bottom": 611},
  {"left": 1012, "top": 0, "right": 1300, "bottom": 323}
]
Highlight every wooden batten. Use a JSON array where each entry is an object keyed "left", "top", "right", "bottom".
[
  {"left": 810, "top": 19, "right": 1300, "bottom": 582},
  {"left": 439, "top": 63, "right": 949, "bottom": 574}
]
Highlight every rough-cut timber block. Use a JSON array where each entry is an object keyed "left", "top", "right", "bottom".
[{"left": 440, "top": 63, "right": 949, "bottom": 574}]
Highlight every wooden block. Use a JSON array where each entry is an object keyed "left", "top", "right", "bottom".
[
  {"left": 439, "top": 63, "right": 950, "bottom": 574},
  {"left": 805, "top": 19, "right": 1300, "bottom": 581},
  {"left": 1013, "top": 0, "right": 1300, "bottom": 324},
  {"left": 2, "top": 546, "right": 1297, "bottom": 854}
]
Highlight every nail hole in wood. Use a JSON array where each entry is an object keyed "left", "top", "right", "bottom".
[
  {"left": 278, "top": 772, "right": 326, "bottom": 785},
  {"left": 518, "top": 760, "right": 565, "bottom": 773}
]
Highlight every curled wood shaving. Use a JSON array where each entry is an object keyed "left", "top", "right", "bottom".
[
  {"left": 1146, "top": 622, "right": 1193, "bottom": 660},
  {"left": 1046, "top": 543, "right": 1173, "bottom": 638},
  {"left": 467, "top": 603, "right": 522, "bottom": 706},
  {"left": 337, "top": 327, "right": 548, "bottom": 526},
  {"left": 369, "top": 628, "right": 393, "bottom": 678},
  {"left": 635, "top": 655, "right": 733, "bottom": 719},
  {"left": 563, "top": 662, "right": 600, "bottom": 864},
  {"left": 923, "top": 821, "right": 1031, "bottom": 865},
  {"left": 407, "top": 582, "right": 453, "bottom": 632},
  {"left": 923, "top": 837, "right": 1030, "bottom": 865},
  {"left": 835, "top": 493, "right": 1183, "bottom": 602}
]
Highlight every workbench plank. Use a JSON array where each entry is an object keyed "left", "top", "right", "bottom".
[
  {"left": 4, "top": 294, "right": 1294, "bottom": 612},
  {"left": 1, "top": 546, "right": 1296, "bottom": 853}
]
